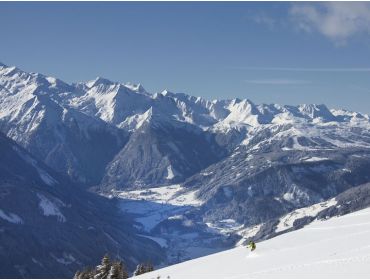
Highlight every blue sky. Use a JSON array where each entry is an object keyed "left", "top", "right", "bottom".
[{"left": 1, "top": 2, "right": 370, "bottom": 113}]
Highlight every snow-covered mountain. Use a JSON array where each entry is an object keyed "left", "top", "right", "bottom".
[
  {"left": 2, "top": 61, "right": 370, "bottom": 222},
  {"left": 2, "top": 62, "right": 369, "bottom": 189},
  {"left": 0, "top": 64, "right": 127, "bottom": 185},
  {"left": 139, "top": 206, "right": 370, "bottom": 278},
  {"left": 2, "top": 62, "right": 370, "bottom": 275}
]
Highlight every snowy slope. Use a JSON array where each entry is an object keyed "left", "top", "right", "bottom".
[{"left": 139, "top": 207, "right": 370, "bottom": 278}]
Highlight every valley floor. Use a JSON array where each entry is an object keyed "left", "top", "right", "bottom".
[
  {"left": 138, "top": 207, "right": 370, "bottom": 279},
  {"left": 113, "top": 185, "right": 238, "bottom": 265}
]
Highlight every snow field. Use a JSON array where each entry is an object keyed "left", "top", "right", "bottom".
[{"left": 138, "top": 207, "right": 370, "bottom": 278}]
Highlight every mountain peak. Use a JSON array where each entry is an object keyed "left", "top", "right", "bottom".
[
  {"left": 298, "top": 103, "right": 334, "bottom": 121},
  {"left": 86, "top": 77, "right": 113, "bottom": 88},
  {"left": 124, "top": 82, "right": 146, "bottom": 93},
  {"left": 240, "top": 98, "right": 255, "bottom": 106},
  {"left": 230, "top": 98, "right": 257, "bottom": 113},
  {"left": 161, "top": 89, "right": 171, "bottom": 96},
  {"left": 145, "top": 106, "right": 154, "bottom": 118}
]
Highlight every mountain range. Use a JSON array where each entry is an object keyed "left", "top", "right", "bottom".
[{"left": 1, "top": 62, "right": 370, "bottom": 277}]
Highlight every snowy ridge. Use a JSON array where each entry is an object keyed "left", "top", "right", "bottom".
[{"left": 275, "top": 198, "right": 337, "bottom": 232}]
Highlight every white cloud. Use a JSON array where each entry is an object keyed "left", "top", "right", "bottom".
[
  {"left": 290, "top": 2, "right": 370, "bottom": 43},
  {"left": 245, "top": 79, "right": 311, "bottom": 85}
]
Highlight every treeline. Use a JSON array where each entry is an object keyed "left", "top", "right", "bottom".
[{"left": 74, "top": 254, "right": 154, "bottom": 279}]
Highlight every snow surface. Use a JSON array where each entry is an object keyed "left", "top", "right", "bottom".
[
  {"left": 236, "top": 224, "right": 262, "bottom": 246},
  {"left": 276, "top": 198, "right": 337, "bottom": 232},
  {"left": 166, "top": 165, "right": 175, "bottom": 180},
  {"left": 120, "top": 200, "right": 184, "bottom": 232},
  {"left": 206, "top": 219, "right": 244, "bottom": 235},
  {"left": 116, "top": 185, "right": 202, "bottom": 232},
  {"left": 115, "top": 184, "right": 203, "bottom": 207},
  {"left": 50, "top": 253, "right": 76, "bottom": 265},
  {"left": 302, "top": 156, "right": 330, "bottom": 162},
  {"left": 0, "top": 209, "right": 23, "bottom": 224},
  {"left": 37, "top": 194, "right": 66, "bottom": 222},
  {"left": 139, "top": 207, "right": 370, "bottom": 278},
  {"left": 119, "top": 108, "right": 152, "bottom": 131},
  {"left": 114, "top": 185, "right": 228, "bottom": 264}
]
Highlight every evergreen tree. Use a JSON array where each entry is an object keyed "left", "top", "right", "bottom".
[
  {"left": 108, "top": 261, "right": 128, "bottom": 279},
  {"left": 74, "top": 254, "right": 142, "bottom": 279},
  {"left": 145, "top": 262, "right": 154, "bottom": 273},
  {"left": 94, "top": 255, "right": 111, "bottom": 279},
  {"left": 134, "top": 264, "right": 144, "bottom": 276},
  {"left": 74, "top": 271, "right": 82, "bottom": 279},
  {"left": 134, "top": 262, "right": 154, "bottom": 276},
  {"left": 74, "top": 267, "right": 96, "bottom": 279},
  {"left": 119, "top": 262, "right": 129, "bottom": 279}
]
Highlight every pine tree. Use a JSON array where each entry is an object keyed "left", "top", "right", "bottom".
[
  {"left": 108, "top": 261, "right": 128, "bottom": 279},
  {"left": 120, "top": 262, "right": 129, "bottom": 279},
  {"left": 95, "top": 254, "right": 111, "bottom": 279},
  {"left": 134, "top": 262, "right": 154, "bottom": 276},
  {"left": 74, "top": 271, "right": 82, "bottom": 279},
  {"left": 74, "top": 267, "right": 96, "bottom": 279},
  {"left": 145, "top": 262, "right": 154, "bottom": 272},
  {"left": 74, "top": 254, "right": 133, "bottom": 279},
  {"left": 134, "top": 264, "right": 144, "bottom": 276}
]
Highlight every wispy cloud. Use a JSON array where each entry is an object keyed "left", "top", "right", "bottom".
[
  {"left": 236, "top": 67, "right": 370, "bottom": 72},
  {"left": 247, "top": 12, "right": 276, "bottom": 29},
  {"left": 245, "top": 79, "right": 311, "bottom": 85},
  {"left": 289, "top": 2, "right": 370, "bottom": 44}
]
